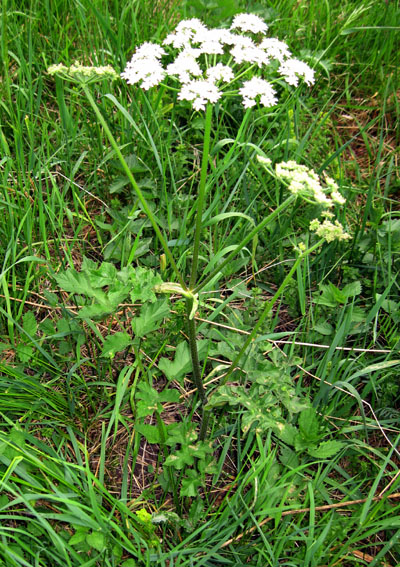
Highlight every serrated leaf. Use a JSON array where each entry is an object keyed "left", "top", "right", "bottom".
[
  {"left": 79, "top": 301, "right": 116, "bottom": 320},
  {"left": 129, "top": 267, "right": 162, "bottom": 303},
  {"left": 22, "top": 311, "right": 37, "bottom": 337},
  {"left": 314, "top": 321, "right": 334, "bottom": 335},
  {"left": 342, "top": 281, "right": 362, "bottom": 299},
  {"left": 86, "top": 532, "right": 105, "bottom": 551},
  {"left": 316, "top": 283, "right": 344, "bottom": 307},
  {"left": 280, "top": 446, "right": 300, "bottom": 469},
  {"left": 16, "top": 343, "right": 33, "bottom": 363},
  {"left": 101, "top": 332, "right": 132, "bottom": 359},
  {"left": 164, "top": 423, "right": 197, "bottom": 447},
  {"left": 131, "top": 299, "right": 170, "bottom": 338},
  {"left": 135, "top": 383, "right": 180, "bottom": 418},
  {"left": 164, "top": 449, "right": 195, "bottom": 469},
  {"left": 276, "top": 423, "right": 298, "bottom": 446},
  {"left": 298, "top": 408, "right": 320, "bottom": 442},
  {"left": 55, "top": 269, "right": 98, "bottom": 296},
  {"left": 308, "top": 440, "right": 344, "bottom": 459}
]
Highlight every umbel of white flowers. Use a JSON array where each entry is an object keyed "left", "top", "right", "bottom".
[{"left": 121, "top": 13, "right": 315, "bottom": 111}]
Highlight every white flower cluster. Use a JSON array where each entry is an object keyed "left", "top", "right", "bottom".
[{"left": 121, "top": 13, "right": 315, "bottom": 111}]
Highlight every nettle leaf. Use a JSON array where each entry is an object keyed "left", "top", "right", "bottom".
[
  {"left": 101, "top": 332, "right": 132, "bottom": 358},
  {"left": 308, "top": 440, "right": 345, "bottom": 459},
  {"left": 22, "top": 311, "right": 37, "bottom": 337},
  {"left": 298, "top": 408, "right": 320, "bottom": 442},
  {"left": 159, "top": 340, "right": 209, "bottom": 382},
  {"left": 132, "top": 299, "right": 170, "bottom": 338}
]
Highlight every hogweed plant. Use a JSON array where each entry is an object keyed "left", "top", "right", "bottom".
[{"left": 48, "top": 13, "right": 350, "bottom": 441}]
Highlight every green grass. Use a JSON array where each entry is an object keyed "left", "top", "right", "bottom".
[{"left": 1, "top": 0, "right": 400, "bottom": 565}]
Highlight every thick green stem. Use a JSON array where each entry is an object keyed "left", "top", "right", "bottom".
[
  {"left": 186, "top": 299, "right": 207, "bottom": 403},
  {"left": 193, "top": 195, "right": 296, "bottom": 294},
  {"left": 221, "top": 239, "right": 324, "bottom": 385},
  {"left": 82, "top": 85, "right": 186, "bottom": 289},
  {"left": 189, "top": 103, "right": 213, "bottom": 289}
]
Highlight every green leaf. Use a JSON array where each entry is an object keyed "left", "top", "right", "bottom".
[
  {"left": 86, "top": 531, "right": 105, "bottom": 551},
  {"left": 135, "top": 383, "right": 180, "bottom": 418},
  {"left": 308, "top": 440, "right": 345, "bottom": 459},
  {"left": 135, "top": 423, "right": 161, "bottom": 444},
  {"left": 128, "top": 267, "right": 162, "bottom": 303},
  {"left": 313, "top": 321, "right": 334, "bottom": 335},
  {"left": 164, "top": 449, "right": 195, "bottom": 470},
  {"left": 69, "top": 528, "right": 89, "bottom": 546},
  {"left": 101, "top": 332, "right": 132, "bottom": 358},
  {"left": 180, "top": 469, "right": 203, "bottom": 497},
  {"left": 22, "top": 311, "right": 37, "bottom": 337},
  {"left": 131, "top": 299, "right": 170, "bottom": 337},
  {"left": 276, "top": 423, "right": 298, "bottom": 446},
  {"left": 164, "top": 423, "right": 197, "bottom": 448},
  {"left": 159, "top": 340, "right": 208, "bottom": 382},
  {"left": 342, "top": 281, "right": 362, "bottom": 298},
  {"left": 298, "top": 408, "right": 320, "bottom": 442},
  {"left": 16, "top": 343, "right": 34, "bottom": 363}
]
